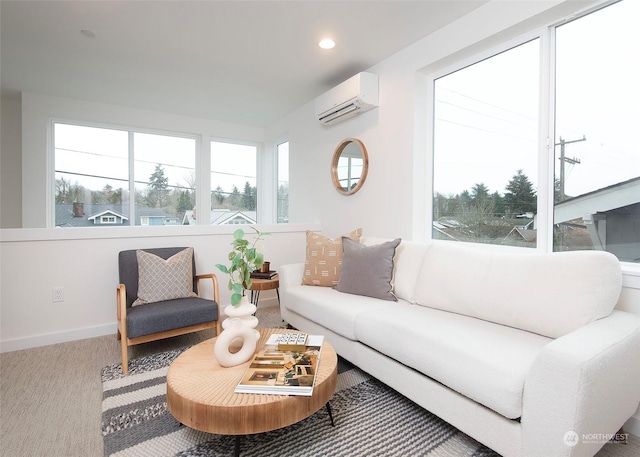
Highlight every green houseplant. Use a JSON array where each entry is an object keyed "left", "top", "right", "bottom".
[{"left": 216, "top": 227, "right": 268, "bottom": 306}]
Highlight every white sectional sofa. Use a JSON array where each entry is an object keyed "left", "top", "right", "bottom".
[{"left": 279, "top": 237, "right": 640, "bottom": 457}]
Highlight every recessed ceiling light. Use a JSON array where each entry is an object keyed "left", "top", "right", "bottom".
[
  {"left": 81, "top": 29, "right": 96, "bottom": 39},
  {"left": 319, "top": 39, "right": 335, "bottom": 50}
]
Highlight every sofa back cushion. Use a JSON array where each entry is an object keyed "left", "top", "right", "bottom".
[
  {"left": 361, "top": 237, "right": 430, "bottom": 304},
  {"left": 413, "top": 242, "right": 622, "bottom": 338}
]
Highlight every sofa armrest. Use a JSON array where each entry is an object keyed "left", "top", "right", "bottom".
[
  {"left": 279, "top": 263, "right": 304, "bottom": 309},
  {"left": 522, "top": 310, "right": 640, "bottom": 457},
  {"left": 279, "top": 263, "right": 304, "bottom": 291}
]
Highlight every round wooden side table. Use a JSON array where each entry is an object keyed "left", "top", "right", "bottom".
[
  {"left": 166, "top": 328, "right": 337, "bottom": 456},
  {"left": 247, "top": 275, "right": 279, "bottom": 308}
]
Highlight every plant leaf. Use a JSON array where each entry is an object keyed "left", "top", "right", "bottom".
[
  {"left": 231, "top": 292, "right": 242, "bottom": 306},
  {"left": 233, "top": 228, "right": 245, "bottom": 240}
]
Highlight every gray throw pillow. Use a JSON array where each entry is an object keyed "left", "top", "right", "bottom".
[{"left": 336, "top": 237, "right": 401, "bottom": 301}]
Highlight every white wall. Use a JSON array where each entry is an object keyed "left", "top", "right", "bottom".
[
  {"left": 0, "top": 224, "right": 317, "bottom": 352},
  {"left": 0, "top": 95, "right": 22, "bottom": 228}
]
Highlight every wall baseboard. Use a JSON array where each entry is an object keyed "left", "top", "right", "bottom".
[
  {"left": 1, "top": 323, "right": 117, "bottom": 353},
  {"left": 1, "top": 297, "right": 281, "bottom": 353}
]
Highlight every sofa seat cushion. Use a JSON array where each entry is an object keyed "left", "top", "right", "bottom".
[
  {"left": 284, "top": 285, "right": 394, "bottom": 341},
  {"left": 126, "top": 297, "right": 218, "bottom": 339},
  {"left": 354, "top": 303, "right": 551, "bottom": 419}
]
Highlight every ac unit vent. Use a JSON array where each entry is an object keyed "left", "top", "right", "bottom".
[{"left": 315, "top": 72, "right": 378, "bottom": 125}]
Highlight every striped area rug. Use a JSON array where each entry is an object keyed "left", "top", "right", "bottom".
[{"left": 101, "top": 348, "right": 500, "bottom": 457}]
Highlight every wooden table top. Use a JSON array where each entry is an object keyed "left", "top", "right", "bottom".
[
  {"left": 247, "top": 276, "right": 279, "bottom": 291},
  {"left": 166, "top": 328, "right": 337, "bottom": 435}
]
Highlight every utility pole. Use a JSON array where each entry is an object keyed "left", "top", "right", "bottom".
[{"left": 555, "top": 135, "right": 586, "bottom": 201}]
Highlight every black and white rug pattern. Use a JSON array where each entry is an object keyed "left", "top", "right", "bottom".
[{"left": 101, "top": 349, "right": 500, "bottom": 457}]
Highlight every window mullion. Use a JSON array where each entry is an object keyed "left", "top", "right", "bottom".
[
  {"left": 537, "top": 26, "right": 555, "bottom": 253},
  {"left": 128, "top": 131, "right": 135, "bottom": 226}
]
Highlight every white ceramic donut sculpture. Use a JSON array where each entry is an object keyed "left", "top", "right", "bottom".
[{"left": 213, "top": 320, "right": 257, "bottom": 367}]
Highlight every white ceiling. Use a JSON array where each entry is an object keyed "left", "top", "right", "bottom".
[{"left": 1, "top": 1, "right": 485, "bottom": 127}]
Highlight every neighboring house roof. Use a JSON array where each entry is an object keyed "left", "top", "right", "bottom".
[
  {"left": 555, "top": 176, "right": 640, "bottom": 223},
  {"left": 182, "top": 209, "right": 257, "bottom": 225},
  {"left": 56, "top": 204, "right": 128, "bottom": 227},
  {"left": 504, "top": 227, "right": 537, "bottom": 243},
  {"left": 87, "top": 209, "right": 128, "bottom": 221},
  {"left": 213, "top": 210, "right": 256, "bottom": 225},
  {"left": 55, "top": 203, "right": 178, "bottom": 227}
]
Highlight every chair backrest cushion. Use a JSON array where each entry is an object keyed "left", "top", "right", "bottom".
[{"left": 119, "top": 247, "right": 197, "bottom": 308}]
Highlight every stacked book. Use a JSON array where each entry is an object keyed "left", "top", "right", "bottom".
[
  {"left": 235, "top": 333, "right": 324, "bottom": 396},
  {"left": 250, "top": 270, "right": 278, "bottom": 279}
]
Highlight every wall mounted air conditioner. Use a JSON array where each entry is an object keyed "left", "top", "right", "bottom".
[{"left": 315, "top": 72, "right": 378, "bottom": 125}]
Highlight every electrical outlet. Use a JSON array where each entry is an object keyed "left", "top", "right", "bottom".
[{"left": 53, "top": 287, "right": 64, "bottom": 302}]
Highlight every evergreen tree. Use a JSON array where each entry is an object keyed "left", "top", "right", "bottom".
[
  {"left": 504, "top": 169, "right": 536, "bottom": 216},
  {"left": 212, "top": 185, "right": 226, "bottom": 206},
  {"left": 176, "top": 190, "right": 192, "bottom": 216},
  {"left": 277, "top": 183, "right": 289, "bottom": 222},
  {"left": 471, "top": 183, "right": 490, "bottom": 205},
  {"left": 491, "top": 191, "right": 505, "bottom": 216},
  {"left": 146, "top": 164, "right": 169, "bottom": 208},
  {"left": 459, "top": 190, "right": 472, "bottom": 210},
  {"left": 242, "top": 181, "right": 256, "bottom": 210},
  {"left": 227, "top": 185, "right": 241, "bottom": 209}
]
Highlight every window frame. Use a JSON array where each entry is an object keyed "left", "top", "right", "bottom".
[
  {"left": 426, "top": 28, "right": 552, "bottom": 252},
  {"left": 276, "top": 140, "right": 290, "bottom": 224},
  {"left": 49, "top": 119, "right": 276, "bottom": 227},
  {"left": 425, "top": 0, "right": 639, "bottom": 269},
  {"left": 209, "top": 138, "right": 261, "bottom": 222},
  {"left": 423, "top": 0, "right": 640, "bottom": 268}
]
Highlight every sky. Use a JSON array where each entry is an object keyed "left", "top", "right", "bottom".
[
  {"left": 55, "top": 125, "right": 260, "bottom": 197},
  {"left": 433, "top": 0, "right": 639, "bottom": 199}
]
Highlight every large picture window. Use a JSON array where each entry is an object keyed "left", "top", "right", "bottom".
[
  {"left": 432, "top": 39, "right": 540, "bottom": 247},
  {"left": 430, "top": 0, "right": 639, "bottom": 263},
  {"left": 277, "top": 141, "right": 289, "bottom": 223},
  {"left": 54, "top": 123, "right": 195, "bottom": 227},
  {"left": 553, "top": 0, "right": 640, "bottom": 262},
  {"left": 210, "top": 141, "right": 258, "bottom": 225}
]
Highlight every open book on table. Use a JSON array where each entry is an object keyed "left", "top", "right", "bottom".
[{"left": 234, "top": 334, "right": 324, "bottom": 396}]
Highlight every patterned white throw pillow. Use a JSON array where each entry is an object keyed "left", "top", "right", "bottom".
[{"left": 132, "top": 247, "right": 197, "bottom": 307}]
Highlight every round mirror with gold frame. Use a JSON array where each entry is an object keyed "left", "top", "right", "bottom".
[{"left": 331, "top": 138, "right": 369, "bottom": 195}]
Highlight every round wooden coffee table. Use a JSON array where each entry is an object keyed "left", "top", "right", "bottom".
[{"left": 166, "top": 328, "right": 337, "bottom": 456}]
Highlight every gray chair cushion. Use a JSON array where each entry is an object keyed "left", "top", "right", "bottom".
[{"left": 126, "top": 296, "right": 218, "bottom": 339}]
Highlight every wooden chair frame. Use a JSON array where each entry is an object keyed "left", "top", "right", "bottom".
[{"left": 117, "top": 273, "right": 221, "bottom": 374}]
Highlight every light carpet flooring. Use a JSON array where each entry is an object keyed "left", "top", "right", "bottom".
[{"left": 1, "top": 305, "right": 638, "bottom": 457}]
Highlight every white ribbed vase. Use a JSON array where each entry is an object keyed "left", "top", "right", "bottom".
[{"left": 222, "top": 295, "right": 260, "bottom": 340}]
